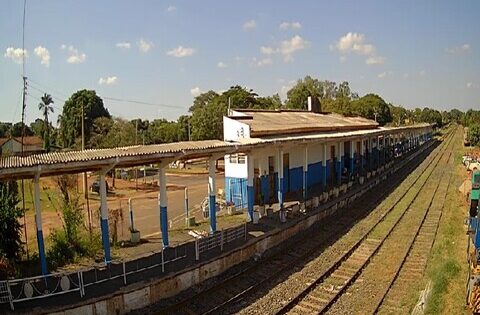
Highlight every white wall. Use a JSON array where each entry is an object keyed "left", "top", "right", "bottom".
[
  {"left": 223, "top": 117, "right": 250, "bottom": 141},
  {"left": 224, "top": 154, "right": 248, "bottom": 178}
]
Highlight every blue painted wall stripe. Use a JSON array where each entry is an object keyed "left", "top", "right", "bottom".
[
  {"left": 100, "top": 218, "right": 111, "bottom": 263},
  {"left": 247, "top": 185, "right": 254, "bottom": 221},
  {"left": 160, "top": 205, "right": 169, "bottom": 247},
  {"left": 209, "top": 195, "right": 216, "bottom": 233},
  {"left": 36, "top": 229, "right": 48, "bottom": 275},
  {"left": 278, "top": 177, "right": 284, "bottom": 207}
]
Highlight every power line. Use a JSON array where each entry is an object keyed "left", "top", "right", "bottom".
[{"left": 101, "top": 96, "right": 185, "bottom": 110}]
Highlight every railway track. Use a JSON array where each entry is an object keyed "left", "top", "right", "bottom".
[
  {"left": 372, "top": 141, "right": 455, "bottom": 314},
  {"left": 147, "top": 130, "right": 451, "bottom": 315},
  {"left": 274, "top": 129, "right": 455, "bottom": 315}
]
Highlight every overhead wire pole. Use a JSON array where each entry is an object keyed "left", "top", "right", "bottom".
[
  {"left": 81, "top": 101, "right": 92, "bottom": 233},
  {"left": 20, "top": 0, "right": 29, "bottom": 259}
]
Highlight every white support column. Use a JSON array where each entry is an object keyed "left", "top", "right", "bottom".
[
  {"left": 159, "top": 166, "right": 169, "bottom": 247},
  {"left": 277, "top": 148, "right": 284, "bottom": 209},
  {"left": 208, "top": 157, "right": 217, "bottom": 233},
  {"left": 34, "top": 174, "right": 48, "bottom": 275},
  {"left": 99, "top": 172, "right": 111, "bottom": 263}
]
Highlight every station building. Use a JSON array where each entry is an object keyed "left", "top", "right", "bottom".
[{"left": 223, "top": 98, "right": 432, "bottom": 214}]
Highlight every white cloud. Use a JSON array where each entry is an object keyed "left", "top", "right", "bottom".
[
  {"left": 4, "top": 47, "right": 27, "bottom": 64},
  {"left": 116, "top": 42, "right": 131, "bottom": 49},
  {"left": 279, "top": 21, "right": 302, "bottom": 31},
  {"left": 61, "top": 45, "right": 86, "bottom": 64},
  {"left": 280, "top": 35, "right": 310, "bottom": 62},
  {"left": 33, "top": 46, "right": 50, "bottom": 67},
  {"left": 167, "top": 46, "right": 195, "bottom": 58},
  {"left": 217, "top": 61, "right": 227, "bottom": 68},
  {"left": 190, "top": 87, "right": 202, "bottom": 96},
  {"left": 339, "top": 56, "right": 347, "bottom": 63},
  {"left": 446, "top": 43, "right": 471, "bottom": 54},
  {"left": 98, "top": 76, "right": 118, "bottom": 85},
  {"left": 419, "top": 70, "right": 426, "bottom": 76},
  {"left": 260, "top": 46, "right": 277, "bottom": 55},
  {"left": 243, "top": 19, "right": 257, "bottom": 30},
  {"left": 137, "top": 39, "right": 154, "bottom": 53},
  {"left": 253, "top": 57, "right": 273, "bottom": 67},
  {"left": 467, "top": 82, "right": 473, "bottom": 88},
  {"left": 366, "top": 55, "right": 385, "bottom": 65},
  {"left": 167, "top": 5, "right": 176, "bottom": 12},
  {"left": 377, "top": 71, "right": 393, "bottom": 79},
  {"left": 331, "top": 32, "right": 384, "bottom": 66}
]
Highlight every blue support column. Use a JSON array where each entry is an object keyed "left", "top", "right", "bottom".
[
  {"left": 303, "top": 146, "right": 308, "bottom": 200},
  {"left": 277, "top": 149, "right": 284, "bottom": 208},
  {"left": 99, "top": 173, "right": 111, "bottom": 264},
  {"left": 336, "top": 142, "right": 342, "bottom": 186},
  {"left": 247, "top": 155, "right": 254, "bottom": 221},
  {"left": 208, "top": 158, "right": 217, "bottom": 233},
  {"left": 322, "top": 143, "right": 327, "bottom": 189},
  {"left": 349, "top": 141, "right": 355, "bottom": 177},
  {"left": 34, "top": 175, "right": 48, "bottom": 275},
  {"left": 159, "top": 166, "right": 169, "bottom": 247}
]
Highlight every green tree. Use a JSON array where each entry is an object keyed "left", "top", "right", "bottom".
[
  {"left": 468, "top": 124, "right": 480, "bottom": 147},
  {"left": 146, "top": 119, "right": 182, "bottom": 144},
  {"left": 285, "top": 76, "right": 324, "bottom": 109},
  {"left": 30, "top": 118, "right": 45, "bottom": 138},
  {"left": 0, "top": 181, "right": 23, "bottom": 262},
  {"left": 189, "top": 90, "right": 219, "bottom": 112},
  {"left": 59, "top": 90, "right": 111, "bottom": 148},
  {"left": 190, "top": 101, "right": 226, "bottom": 140},
  {"left": 38, "top": 93, "right": 54, "bottom": 152},
  {"left": 464, "top": 110, "right": 480, "bottom": 127},
  {"left": 0, "top": 122, "right": 12, "bottom": 138},
  {"left": 10, "top": 122, "right": 33, "bottom": 137},
  {"left": 350, "top": 94, "right": 392, "bottom": 125},
  {"left": 256, "top": 94, "right": 283, "bottom": 109}
]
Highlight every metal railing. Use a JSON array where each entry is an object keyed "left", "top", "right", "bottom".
[
  {"left": 195, "top": 223, "right": 247, "bottom": 260},
  {"left": 0, "top": 222, "right": 249, "bottom": 310}
]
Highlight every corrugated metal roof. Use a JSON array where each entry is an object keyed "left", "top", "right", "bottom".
[
  {"left": 0, "top": 139, "right": 232, "bottom": 169},
  {"left": 229, "top": 109, "right": 379, "bottom": 136},
  {"left": 0, "top": 124, "right": 431, "bottom": 179}
]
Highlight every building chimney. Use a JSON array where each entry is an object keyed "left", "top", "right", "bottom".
[{"left": 307, "top": 96, "right": 321, "bottom": 113}]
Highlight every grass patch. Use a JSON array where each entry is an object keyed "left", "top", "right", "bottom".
[{"left": 424, "top": 128, "right": 468, "bottom": 315}]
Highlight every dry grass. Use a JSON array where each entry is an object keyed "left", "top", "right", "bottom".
[{"left": 424, "top": 133, "right": 468, "bottom": 315}]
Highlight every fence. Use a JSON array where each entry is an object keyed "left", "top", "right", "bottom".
[
  {"left": 0, "top": 223, "right": 248, "bottom": 311},
  {"left": 195, "top": 223, "right": 247, "bottom": 260}
]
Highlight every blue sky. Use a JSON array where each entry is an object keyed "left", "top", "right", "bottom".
[{"left": 1, "top": 0, "right": 479, "bottom": 125}]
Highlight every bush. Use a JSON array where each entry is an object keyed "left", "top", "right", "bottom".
[
  {"left": 468, "top": 123, "right": 480, "bottom": 147},
  {"left": 48, "top": 230, "right": 102, "bottom": 269},
  {"left": 0, "top": 181, "right": 23, "bottom": 262}
]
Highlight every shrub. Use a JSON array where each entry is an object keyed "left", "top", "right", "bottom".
[{"left": 0, "top": 181, "right": 23, "bottom": 262}]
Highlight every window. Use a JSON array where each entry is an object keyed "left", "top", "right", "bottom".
[
  {"left": 238, "top": 154, "right": 246, "bottom": 164},
  {"left": 229, "top": 154, "right": 238, "bottom": 164},
  {"left": 229, "top": 153, "right": 246, "bottom": 164}
]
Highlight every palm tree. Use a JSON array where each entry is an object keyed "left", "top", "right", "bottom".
[{"left": 38, "top": 93, "right": 54, "bottom": 152}]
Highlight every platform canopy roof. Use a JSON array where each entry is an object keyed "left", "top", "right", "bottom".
[{"left": 0, "top": 124, "right": 431, "bottom": 180}]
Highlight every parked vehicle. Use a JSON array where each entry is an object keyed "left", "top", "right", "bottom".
[{"left": 90, "top": 178, "right": 109, "bottom": 193}]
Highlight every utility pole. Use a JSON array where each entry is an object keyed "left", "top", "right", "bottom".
[
  {"left": 135, "top": 119, "right": 138, "bottom": 190},
  {"left": 20, "top": 76, "right": 29, "bottom": 259},
  {"left": 81, "top": 102, "right": 92, "bottom": 233},
  {"left": 20, "top": 0, "right": 29, "bottom": 259}
]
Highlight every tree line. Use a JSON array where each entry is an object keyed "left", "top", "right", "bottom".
[{"left": 1, "top": 75, "right": 479, "bottom": 152}]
